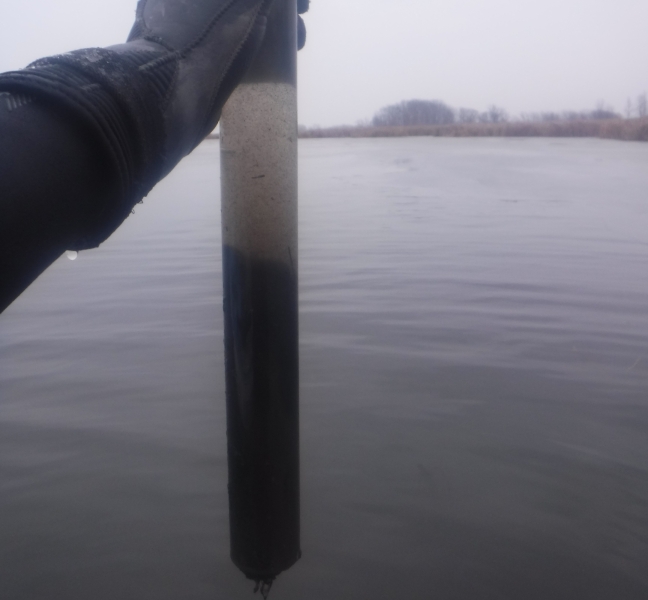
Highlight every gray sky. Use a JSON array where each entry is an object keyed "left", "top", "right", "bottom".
[{"left": 1, "top": 0, "right": 647, "bottom": 127}]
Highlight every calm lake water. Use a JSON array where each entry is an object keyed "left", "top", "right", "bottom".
[{"left": 1, "top": 137, "right": 648, "bottom": 599}]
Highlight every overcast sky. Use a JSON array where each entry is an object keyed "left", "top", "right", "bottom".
[{"left": 1, "top": 0, "right": 646, "bottom": 127}]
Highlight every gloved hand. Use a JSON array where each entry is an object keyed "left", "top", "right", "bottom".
[
  {"left": 0, "top": 0, "right": 307, "bottom": 249},
  {"left": 298, "top": 0, "right": 309, "bottom": 50}
]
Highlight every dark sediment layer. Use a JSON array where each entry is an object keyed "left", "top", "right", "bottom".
[{"left": 222, "top": 244, "right": 300, "bottom": 583}]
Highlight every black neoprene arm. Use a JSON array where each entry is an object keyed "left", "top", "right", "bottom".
[{"left": 0, "top": 95, "right": 117, "bottom": 313}]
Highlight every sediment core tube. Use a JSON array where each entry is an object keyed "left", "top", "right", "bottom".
[{"left": 219, "top": 0, "right": 300, "bottom": 587}]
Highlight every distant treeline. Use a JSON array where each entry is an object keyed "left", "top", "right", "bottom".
[
  {"left": 368, "top": 98, "right": 640, "bottom": 127},
  {"left": 299, "top": 119, "right": 648, "bottom": 142},
  {"left": 372, "top": 100, "right": 510, "bottom": 126},
  {"left": 299, "top": 96, "right": 648, "bottom": 141}
]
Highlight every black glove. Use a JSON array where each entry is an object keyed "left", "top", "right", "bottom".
[
  {"left": 0, "top": 0, "right": 309, "bottom": 249},
  {"left": 298, "top": 0, "right": 309, "bottom": 50}
]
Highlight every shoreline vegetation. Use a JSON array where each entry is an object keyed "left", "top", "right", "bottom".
[
  {"left": 300, "top": 97, "right": 648, "bottom": 142},
  {"left": 208, "top": 97, "right": 648, "bottom": 142},
  {"left": 298, "top": 118, "right": 648, "bottom": 142},
  {"left": 207, "top": 117, "right": 648, "bottom": 142}
]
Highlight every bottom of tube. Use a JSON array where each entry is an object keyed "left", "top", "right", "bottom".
[{"left": 253, "top": 578, "right": 274, "bottom": 599}]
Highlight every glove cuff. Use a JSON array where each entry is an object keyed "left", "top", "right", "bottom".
[{"left": 0, "top": 45, "right": 175, "bottom": 248}]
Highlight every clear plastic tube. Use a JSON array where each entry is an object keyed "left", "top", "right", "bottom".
[{"left": 219, "top": 0, "right": 299, "bottom": 588}]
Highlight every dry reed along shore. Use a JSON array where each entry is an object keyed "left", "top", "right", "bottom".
[{"left": 299, "top": 118, "right": 648, "bottom": 142}]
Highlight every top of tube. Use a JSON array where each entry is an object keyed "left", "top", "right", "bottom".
[{"left": 244, "top": 0, "right": 297, "bottom": 85}]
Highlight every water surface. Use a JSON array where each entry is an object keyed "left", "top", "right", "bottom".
[{"left": 1, "top": 137, "right": 647, "bottom": 599}]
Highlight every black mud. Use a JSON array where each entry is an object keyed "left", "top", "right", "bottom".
[{"left": 222, "top": 244, "right": 300, "bottom": 582}]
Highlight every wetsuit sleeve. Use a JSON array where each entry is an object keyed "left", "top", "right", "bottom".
[{"left": 0, "top": 93, "right": 116, "bottom": 313}]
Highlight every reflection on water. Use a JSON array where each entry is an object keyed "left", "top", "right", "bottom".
[{"left": 1, "top": 138, "right": 647, "bottom": 599}]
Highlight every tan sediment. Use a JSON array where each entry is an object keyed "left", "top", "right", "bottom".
[{"left": 220, "top": 81, "right": 298, "bottom": 265}]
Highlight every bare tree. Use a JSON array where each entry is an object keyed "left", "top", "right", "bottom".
[
  {"left": 625, "top": 97, "right": 634, "bottom": 119},
  {"left": 372, "top": 100, "right": 455, "bottom": 127},
  {"left": 481, "top": 105, "right": 508, "bottom": 123},
  {"left": 540, "top": 112, "right": 561, "bottom": 122},
  {"left": 638, "top": 93, "right": 647, "bottom": 118},
  {"left": 591, "top": 102, "right": 620, "bottom": 120},
  {"left": 562, "top": 111, "right": 589, "bottom": 121},
  {"left": 457, "top": 108, "right": 480, "bottom": 123}
]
